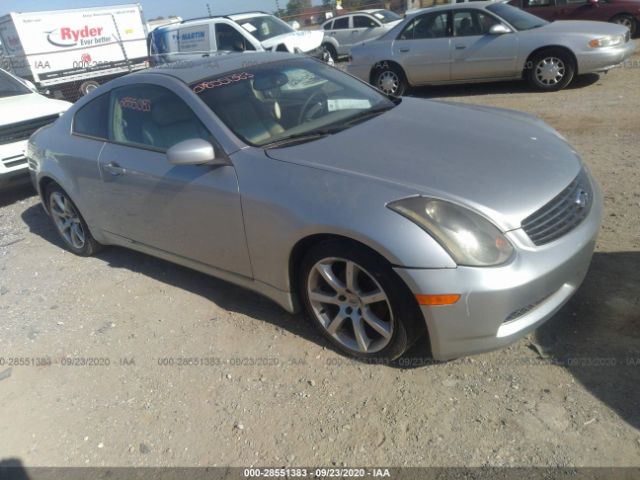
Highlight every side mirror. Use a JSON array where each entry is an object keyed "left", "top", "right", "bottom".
[
  {"left": 489, "top": 24, "right": 511, "bottom": 35},
  {"left": 167, "top": 139, "right": 226, "bottom": 166}
]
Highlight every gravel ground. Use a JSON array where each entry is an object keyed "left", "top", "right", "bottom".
[{"left": 0, "top": 45, "right": 639, "bottom": 468}]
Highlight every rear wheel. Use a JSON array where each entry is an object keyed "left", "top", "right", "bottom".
[
  {"left": 372, "top": 63, "right": 408, "bottom": 97},
  {"left": 611, "top": 14, "right": 636, "bottom": 36},
  {"left": 299, "top": 241, "right": 423, "bottom": 361},
  {"left": 79, "top": 80, "right": 100, "bottom": 96},
  {"left": 526, "top": 48, "right": 575, "bottom": 92},
  {"left": 46, "top": 184, "right": 102, "bottom": 256}
]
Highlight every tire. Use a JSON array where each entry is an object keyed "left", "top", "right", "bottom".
[
  {"left": 79, "top": 80, "right": 100, "bottom": 96},
  {"left": 526, "top": 48, "right": 575, "bottom": 92},
  {"left": 46, "top": 184, "right": 102, "bottom": 256},
  {"left": 611, "top": 14, "right": 636, "bottom": 36},
  {"left": 299, "top": 240, "right": 424, "bottom": 361},
  {"left": 322, "top": 43, "right": 338, "bottom": 63},
  {"left": 372, "top": 63, "right": 408, "bottom": 97}
]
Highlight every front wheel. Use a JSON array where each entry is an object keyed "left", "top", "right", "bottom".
[
  {"left": 611, "top": 14, "right": 636, "bottom": 36},
  {"left": 299, "top": 241, "right": 423, "bottom": 361},
  {"left": 372, "top": 63, "right": 408, "bottom": 97},
  {"left": 526, "top": 49, "right": 575, "bottom": 92}
]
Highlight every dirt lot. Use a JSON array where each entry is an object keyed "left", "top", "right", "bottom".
[{"left": 1, "top": 45, "right": 639, "bottom": 468}]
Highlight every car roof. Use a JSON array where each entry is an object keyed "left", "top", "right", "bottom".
[
  {"left": 138, "top": 51, "right": 297, "bottom": 85},
  {"left": 226, "top": 12, "right": 271, "bottom": 21},
  {"left": 407, "top": 0, "right": 498, "bottom": 15}
]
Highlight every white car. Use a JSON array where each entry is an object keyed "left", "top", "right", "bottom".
[
  {"left": 320, "top": 9, "right": 403, "bottom": 61},
  {"left": 0, "top": 69, "right": 71, "bottom": 187},
  {"left": 149, "top": 12, "right": 329, "bottom": 64}
]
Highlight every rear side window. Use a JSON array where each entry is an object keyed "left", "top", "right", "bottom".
[
  {"left": 333, "top": 17, "right": 349, "bottom": 29},
  {"left": 399, "top": 12, "right": 450, "bottom": 39},
  {"left": 73, "top": 93, "right": 110, "bottom": 139},
  {"left": 109, "top": 84, "right": 210, "bottom": 152}
]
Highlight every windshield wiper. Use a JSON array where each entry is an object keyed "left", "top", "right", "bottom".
[
  {"left": 262, "top": 126, "right": 345, "bottom": 149},
  {"left": 262, "top": 103, "right": 398, "bottom": 149}
]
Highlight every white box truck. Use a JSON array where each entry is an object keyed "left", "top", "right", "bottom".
[{"left": 0, "top": 4, "right": 149, "bottom": 100}]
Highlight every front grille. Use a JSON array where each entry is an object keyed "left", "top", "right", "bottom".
[
  {"left": 522, "top": 170, "right": 593, "bottom": 246},
  {"left": 0, "top": 115, "right": 60, "bottom": 145}
]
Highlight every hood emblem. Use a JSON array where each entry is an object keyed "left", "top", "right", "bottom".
[{"left": 574, "top": 189, "right": 589, "bottom": 210}]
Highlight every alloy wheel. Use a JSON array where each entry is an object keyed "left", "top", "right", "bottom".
[
  {"left": 535, "top": 57, "right": 566, "bottom": 86},
  {"left": 307, "top": 257, "right": 394, "bottom": 354},
  {"left": 49, "top": 191, "right": 86, "bottom": 250}
]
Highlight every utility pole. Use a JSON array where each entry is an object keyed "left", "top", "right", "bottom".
[{"left": 206, "top": 3, "right": 212, "bottom": 17}]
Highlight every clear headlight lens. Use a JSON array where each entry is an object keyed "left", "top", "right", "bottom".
[
  {"left": 388, "top": 197, "right": 514, "bottom": 267},
  {"left": 589, "top": 35, "right": 624, "bottom": 48}
]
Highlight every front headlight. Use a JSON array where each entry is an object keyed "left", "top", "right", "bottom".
[
  {"left": 588, "top": 35, "right": 624, "bottom": 48},
  {"left": 387, "top": 197, "right": 514, "bottom": 267}
]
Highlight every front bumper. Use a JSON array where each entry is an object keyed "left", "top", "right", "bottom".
[
  {"left": 0, "top": 139, "right": 30, "bottom": 187},
  {"left": 578, "top": 40, "right": 636, "bottom": 74},
  {"left": 305, "top": 46, "right": 332, "bottom": 64},
  {"left": 394, "top": 175, "right": 603, "bottom": 361}
]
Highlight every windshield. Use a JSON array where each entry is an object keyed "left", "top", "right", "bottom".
[
  {"left": 372, "top": 10, "right": 401, "bottom": 24},
  {"left": 486, "top": 3, "right": 548, "bottom": 31},
  {"left": 237, "top": 15, "right": 294, "bottom": 41},
  {"left": 192, "top": 58, "right": 396, "bottom": 147},
  {"left": 0, "top": 70, "right": 31, "bottom": 98}
]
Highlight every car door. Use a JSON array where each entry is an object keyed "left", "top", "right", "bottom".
[
  {"left": 331, "top": 16, "right": 352, "bottom": 55},
  {"left": 450, "top": 9, "right": 519, "bottom": 80},
  {"left": 393, "top": 11, "right": 452, "bottom": 84},
  {"left": 554, "top": 0, "right": 610, "bottom": 21},
  {"left": 351, "top": 15, "right": 385, "bottom": 45},
  {"left": 519, "top": 0, "right": 561, "bottom": 21},
  {"left": 95, "top": 82, "right": 252, "bottom": 277}
]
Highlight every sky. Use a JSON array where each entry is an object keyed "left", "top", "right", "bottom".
[{"left": 1, "top": 0, "right": 291, "bottom": 20}]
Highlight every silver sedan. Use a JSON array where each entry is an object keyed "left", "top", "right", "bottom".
[
  {"left": 347, "top": 1, "right": 635, "bottom": 94},
  {"left": 28, "top": 52, "right": 601, "bottom": 361}
]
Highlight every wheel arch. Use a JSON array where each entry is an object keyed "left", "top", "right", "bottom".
[
  {"left": 523, "top": 45, "right": 579, "bottom": 77},
  {"left": 288, "top": 233, "right": 413, "bottom": 311},
  {"left": 369, "top": 59, "right": 408, "bottom": 85}
]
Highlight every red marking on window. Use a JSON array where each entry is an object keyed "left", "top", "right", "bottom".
[
  {"left": 192, "top": 72, "right": 254, "bottom": 94},
  {"left": 119, "top": 97, "right": 151, "bottom": 112}
]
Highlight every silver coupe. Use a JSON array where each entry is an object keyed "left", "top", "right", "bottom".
[
  {"left": 347, "top": 1, "right": 635, "bottom": 94},
  {"left": 28, "top": 52, "right": 602, "bottom": 360}
]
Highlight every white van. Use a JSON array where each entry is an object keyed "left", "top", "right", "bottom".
[{"left": 149, "top": 12, "right": 329, "bottom": 65}]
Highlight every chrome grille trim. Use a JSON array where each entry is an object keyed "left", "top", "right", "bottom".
[
  {"left": 0, "top": 114, "right": 60, "bottom": 145},
  {"left": 522, "top": 170, "right": 593, "bottom": 246}
]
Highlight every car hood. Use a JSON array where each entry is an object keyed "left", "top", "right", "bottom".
[
  {"left": 0, "top": 92, "right": 71, "bottom": 127},
  {"left": 266, "top": 97, "right": 582, "bottom": 231},
  {"left": 261, "top": 30, "right": 323, "bottom": 53},
  {"left": 534, "top": 20, "right": 629, "bottom": 35}
]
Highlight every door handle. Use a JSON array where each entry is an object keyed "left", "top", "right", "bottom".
[
  {"left": 103, "top": 162, "right": 126, "bottom": 176},
  {"left": 455, "top": 44, "right": 466, "bottom": 49},
  {"left": 399, "top": 48, "right": 410, "bottom": 53}
]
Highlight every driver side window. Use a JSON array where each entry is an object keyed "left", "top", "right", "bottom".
[
  {"left": 215, "top": 23, "right": 255, "bottom": 52},
  {"left": 109, "top": 84, "right": 211, "bottom": 152}
]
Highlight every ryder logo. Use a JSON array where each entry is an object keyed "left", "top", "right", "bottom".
[{"left": 47, "top": 26, "right": 108, "bottom": 48}]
